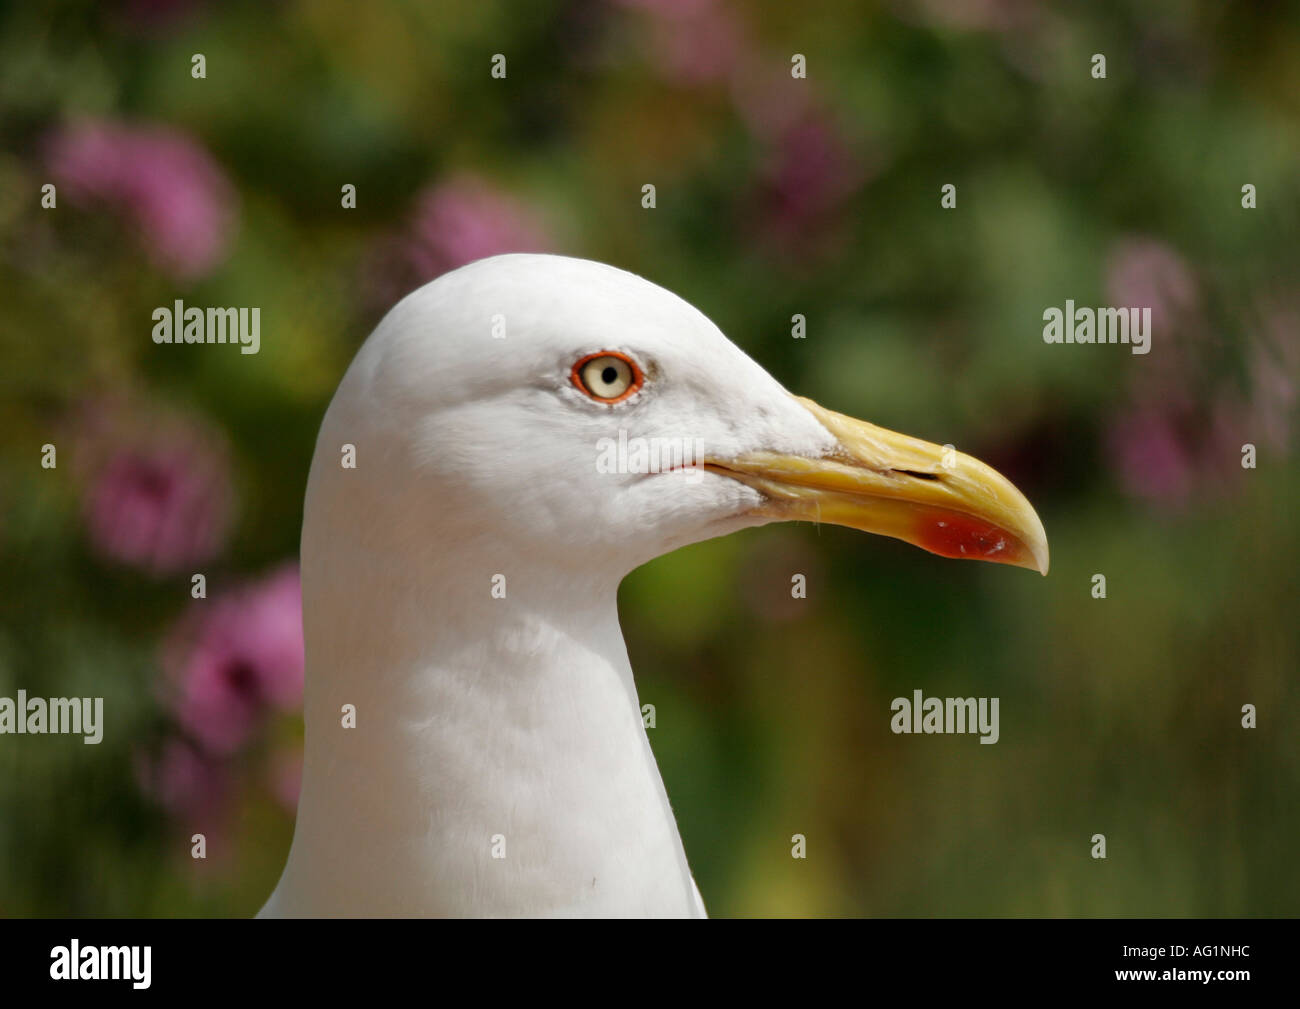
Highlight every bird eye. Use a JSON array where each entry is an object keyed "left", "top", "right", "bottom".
[{"left": 572, "top": 351, "right": 643, "bottom": 403}]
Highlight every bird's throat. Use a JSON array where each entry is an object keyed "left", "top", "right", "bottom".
[{"left": 263, "top": 536, "right": 701, "bottom": 917}]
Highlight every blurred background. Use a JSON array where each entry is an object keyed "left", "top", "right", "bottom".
[{"left": 0, "top": 0, "right": 1296, "bottom": 917}]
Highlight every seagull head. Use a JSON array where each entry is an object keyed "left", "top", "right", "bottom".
[
  {"left": 269, "top": 253, "right": 1050, "bottom": 917},
  {"left": 318, "top": 253, "right": 1047, "bottom": 580}
]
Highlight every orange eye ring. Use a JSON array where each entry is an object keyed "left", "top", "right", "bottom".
[{"left": 571, "top": 351, "right": 644, "bottom": 403}]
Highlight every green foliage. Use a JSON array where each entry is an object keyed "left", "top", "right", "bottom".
[{"left": 0, "top": 0, "right": 1296, "bottom": 916}]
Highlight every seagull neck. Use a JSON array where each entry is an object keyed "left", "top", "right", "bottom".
[{"left": 274, "top": 534, "right": 701, "bottom": 916}]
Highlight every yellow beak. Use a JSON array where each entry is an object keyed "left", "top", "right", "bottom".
[{"left": 707, "top": 396, "right": 1049, "bottom": 574}]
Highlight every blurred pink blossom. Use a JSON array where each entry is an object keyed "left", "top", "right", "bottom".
[
  {"left": 81, "top": 428, "right": 233, "bottom": 577},
  {"left": 750, "top": 114, "right": 867, "bottom": 255},
  {"left": 136, "top": 737, "right": 230, "bottom": 829},
  {"left": 366, "top": 175, "right": 551, "bottom": 307},
  {"left": 615, "top": 1, "right": 871, "bottom": 256},
  {"left": 1104, "top": 237, "right": 1200, "bottom": 338},
  {"left": 1251, "top": 301, "right": 1300, "bottom": 453},
  {"left": 164, "top": 564, "right": 304, "bottom": 755},
  {"left": 1106, "top": 408, "right": 1193, "bottom": 505},
  {"left": 731, "top": 64, "right": 816, "bottom": 142},
  {"left": 46, "top": 120, "right": 236, "bottom": 280},
  {"left": 616, "top": 0, "right": 745, "bottom": 84},
  {"left": 1100, "top": 238, "right": 1298, "bottom": 506},
  {"left": 1107, "top": 398, "right": 1247, "bottom": 507},
  {"left": 407, "top": 176, "right": 551, "bottom": 280}
]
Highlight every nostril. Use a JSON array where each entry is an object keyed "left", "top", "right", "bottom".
[{"left": 896, "top": 470, "right": 940, "bottom": 481}]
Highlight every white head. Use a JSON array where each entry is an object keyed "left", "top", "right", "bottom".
[
  {"left": 307, "top": 253, "right": 1048, "bottom": 584},
  {"left": 268, "top": 253, "right": 1047, "bottom": 916}
]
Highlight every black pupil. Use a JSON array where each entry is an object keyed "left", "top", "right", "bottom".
[{"left": 601, "top": 366, "right": 618, "bottom": 385}]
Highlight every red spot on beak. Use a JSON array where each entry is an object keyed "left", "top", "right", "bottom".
[{"left": 915, "top": 512, "right": 1023, "bottom": 565}]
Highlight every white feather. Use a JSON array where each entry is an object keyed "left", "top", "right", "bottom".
[{"left": 260, "top": 254, "right": 836, "bottom": 917}]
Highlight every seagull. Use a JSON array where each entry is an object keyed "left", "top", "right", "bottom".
[{"left": 259, "top": 253, "right": 1048, "bottom": 918}]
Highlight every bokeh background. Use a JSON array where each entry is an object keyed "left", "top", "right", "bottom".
[{"left": 1, "top": 0, "right": 1297, "bottom": 917}]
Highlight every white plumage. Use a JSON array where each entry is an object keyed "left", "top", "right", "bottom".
[{"left": 260, "top": 254, "right": 1046, "bottom": 917}]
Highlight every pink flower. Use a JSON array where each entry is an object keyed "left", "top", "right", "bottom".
[
  {"left": 1104, "top": 237, "right": 1200, "bottom": 338},
  {"left": 749, "top": 114, "right": 867, "bottom": 256},
  {"left": 616, "top": 1, "right": 868, "bottom": 256},
  {"left": 1251, "top": 301, "right": 1300, "bottom": 453},
  {"left": 615, "top": 0, "right": 745, "bottom": 84},
  {"left": 366, "top": 175, "right": 551, "bottom": 308},
  {"left": 136, "top": 737, "right": 230, "bottom": 828},
  {"left": 731, "top": 64, "right": 816, "bottom": 143},
  {"left": 46, "top": 120, "right": 236, "bottom": 280},
  {"left": 164, "top": 564, "right": 304, "bottom": 755},
  {"left": 1106, "top": 408, "right": 1193, "bottom": 505},
  {"left": 408, "top": 176, "right": 550, "bottom": 280},
  {"left": 1100, "top": 239, "right": 1295, "bottom": 506},
  {"left": 82, "top": 431, "right": 233, "bottom": 577},
  {"left": 1106, "top": 401, "right": 1245, "bottom": 508}
]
